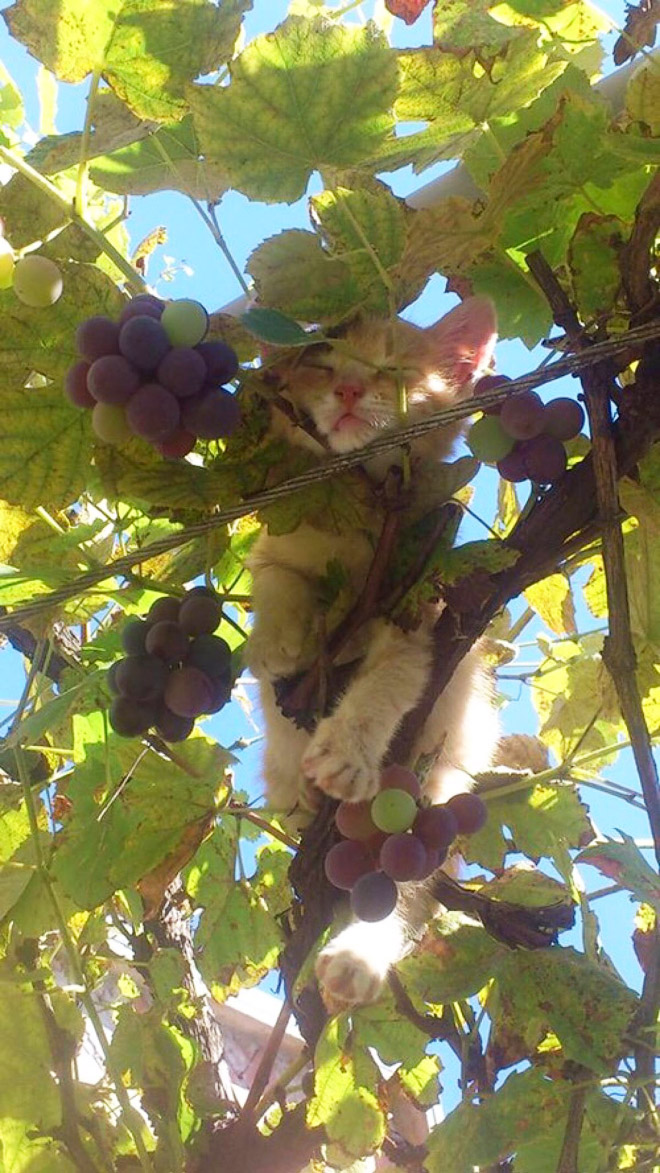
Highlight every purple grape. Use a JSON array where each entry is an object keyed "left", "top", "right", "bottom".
[
  {"left": 165, "top": 666, "right": 213, "bottom": 718},
  {"left": 157, "top": 347, "right": 207, "bottom": 398},
  {"left": 335, "top": 800, "right": 378, "bottom": 842},
  {"left": 196, "top": 340, "right": 239, "bottom": 383},
  {"left": 125, "top": 383, "right": 180, "bottom": 441},
  {"left": 119, "top": 294, "right": 166, "bottom": 326},
  {"left": 446, "top": 793, "right": 488, "bottom": 835},
  {"left": 121, "top": 618, "right": 151, "bottom": 656},
  {"left": 202, "top": 677, "right": 232, "bottom": 713},
  {"left": 418, "top": 846, "right": 445, "bottom": 878},
  {"left": 109, "top": 696, "right": 158, "bottom": 738},
  {"left": 118, "top": 315, "right": 171, "bottom": 372},
  {"left": 543, "top": 397, "right": 585, "bottom": 441},
  {"left": 107, "top": 661, "right": 121, "bottom": 695},
  {"left": 75, "top": 316, "right": 120, "bottom": 363},
  {"left": 178, "top": 592, "right": 223, "bottom": 637},
  {"left": 413, "top": 805, "right": 459, "bottom": 851},
  {"left": 379, "top": 832, "right": 427, "bottom": 881},
  {"left": 181, "top": 387, "right": 241, "bottom": 440},
  {"left": 156, "top": 429, "right": 196, "bottom": 459},
  {"left": 87, "top": 355, "right": 141, "bottom": 405},
  {"left": 187, "top": 634, "right": 232, "bottom": 681},
  {"left": 351, "top": 872, "right": 398, "bottom": 921},
  {"left": 497, "top": 447, "right": 529, "bottom": 483},
  {"left": 147, "top": 597, "right": 181, "bottom": 624},
  {"left": 145, "top": 620, "right": 190, "bottom": 664},
  {"left": 324, "top": 840, "right": 374, "bottom": 890},
  {"left": 115, "top": 654, "right": 168, "bottom": 702},
  {"left": 500, "top": 391, "right": 546, "bottom": 440},
  {"left": 65, "top": 361, "right": 95, "bottom": 408},
  {"left": 474, "top": 374, "right": 512, "bottom": 397},
  {"left": 520, "top": 433, "right": 567, "bottom": 483},
  {"left": 154, "top": 706, "right": 194, "bottom": 742},
  {"left": 380, "top": 764, "right": 422, "bottom": 800}
]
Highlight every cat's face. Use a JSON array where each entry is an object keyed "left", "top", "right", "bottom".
[{"left": 269, "top": 297, "right": 497, "bottom": 456}]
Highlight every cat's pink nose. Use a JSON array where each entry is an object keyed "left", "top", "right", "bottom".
[{"left": 334, "top": 381, "right": 364, "bottom": 409}]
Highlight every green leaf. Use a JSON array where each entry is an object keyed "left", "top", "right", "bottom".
[
  {"left": 626, "top": 60, "right": 660, "bottom": 133},
  {"left": 310, "top": 185, "right": 408, "bottom": 313},
  {"left": 187, "top": 16, "right": 397, "bottom": 203},
  {"left": 4, "top": 0, "right": 249, "bottom": 122},
  {"left": 398, "top": 911, "right": 505, "bottom": 1003},
  {"left": 531, "top": 637, "right": 623, "bottom": 763},
  {"left": 0, "top": 385, "right": 92, "bottom": 512},
  {"left": 90, "top": 114, "right": 229, "bottom": 199},
  {"left": 352, "top": 992, "right": 440, "bottom": 1106},
  {"left": 111, "top": 1007, "right": 194, "bottom": 1159},
  {"left": 308, "top": 1016, "right": 386, "bottom": 1159},
  {"left": 470, "top": 252, "right": 553, "bottom": 347},
  {"left": 578, "top": 834, "right": 660, "bottom": 911},
  {"left": 568, "top": 213, "right": 624, "bottom": 319},
  {"left": 0, "top": 963, "right": 60, "bottom": 1127},
  {"left": 524, "top": 572, "right": 576, "bottom": 636},
  {"left": 241, "top": 307, "right": 312, "bottom": 347},
  {"left": 0, "top": 1120, "right": 75, "bottom": 1173},
  {"left": 465, "top": 779, "right": 593, "bottom": 870},
  {"left": 479, "top": 863, "right": 572, "bottom": 910},
  {"left": 260, "top": 468, "right": 378, "bottom": 538},
  {"left": 0, "top": 61, "right": 24, "bottom": 132},
  {"left": 247, "top": 230, "right": 359, "bottom": 324}
]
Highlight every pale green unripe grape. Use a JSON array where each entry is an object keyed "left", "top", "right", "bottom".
[
  {"left": 371, "top": 788, "right": 417, "bottom": 834},
  {"left": 92, "top": 402, "right": 132, "bottom": 445},
  {"left": 13, "top": 254, "right": 63, "bottom": 308},
  {"left": 161, "top": 299, "right": 208, "bottom": 347},
  {"left": 468, "top": 414, "right": 515, "bottom": 463},
  {"left": 0, "top": 238, "right": 15, "bottom": 290}
]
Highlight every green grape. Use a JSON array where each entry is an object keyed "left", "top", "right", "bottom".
[
  {"left": 13, "top": 254, "right": 63, "bottom": 307},
  {"left": 467, "top": 415, "right": 515, "bottom": 463},
  {"left": 0, "top": 238, "right": 15, "bottom": 290},
  {"left": 92, "top": 402, "right": 132, "bottom": 445},
  {"left": 371, "top": 788, "right": 418, "bottom": 834},
  {"left": 161, "top": 299, "right": 209, "bottom": 347}
]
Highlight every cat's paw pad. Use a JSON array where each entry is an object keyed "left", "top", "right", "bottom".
[
  {"left": 245, "top": 625, "right": 309, "bottom": 681},
  {"left": 315, "top": 942, "right": 384, "bottom": 1012},
  {"left": 301, "top": 718, "right": 380, "bottom": 801}
]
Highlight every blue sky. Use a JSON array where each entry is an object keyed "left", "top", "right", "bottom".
[{"left": 0, "top": 0, "right": 653, "bottom": 1002}]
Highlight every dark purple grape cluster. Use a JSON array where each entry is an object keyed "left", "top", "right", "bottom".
[
  {"left": 324, "top": 764, "right": 488, "bottom": 922},
  {"left": 65, "top": 294, "right": 241, "bottom": 458},
  {"left": 108, "top": 587, "right": 233, "bottom": 741},
  {"left": 468, "top": 375, "right": 585, "bottom": 486}
]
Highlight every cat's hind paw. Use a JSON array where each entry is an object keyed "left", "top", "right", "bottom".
[
  {"left": 301, "top": 716, "right": 381, "bottom": 801},
  {"left": 315, "top": 940, "right": 385, "bottom": 1012},
  {"left": 245, "top": 625, "right": 309, "bottom": 681}
]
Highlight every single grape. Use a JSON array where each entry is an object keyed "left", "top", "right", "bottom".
[
  {"left": 202, "top": 676, "right": 233, "bottom": 714},
  {"left": 371, "top": 788, "right": 418, "bottom": 834},
  {"left": 156, "top": 428, "right": 197, "bottom": 459},
  {"left": 107, "top": 661, "right": 121, "bottom": 695},
  {"left": 196, "top": 340, "right": 239, "bottom": 383},
  {"left": 473, "top": 374, "right": 512, "bottom": 396},
  {"left": 187, "top": 634, "right": 232, "bottom": 681},
  {"left": 121, "top": 618, "right": 151, "bottom": 656},
  {"left": 165, "top": 666, "right": 214, "bottom": 718},
  {"left": 109, "top": 696, "right": 157, "bottom": 738},
  {"left": 145, "top": 620, "right": 190, "bottom": 664},
  {"left": 380, "top": 764, "right": 421, "bottom": 800},
  {"left": 521, "top": 433, "right": 567, "bottom": 484},
  {"left": 147, "top": 596, "right": 181, "bottom": 624},
  {"left": 500, "top": 391, "right": 546, "bottom": 440},
  {"left": 115, "top": 654, "right": 168, "bottom": 702},
  {"left": 0, "top": 238, "right": 15, "bottom": 289},
  {"left": 324, "top": 839, "right": 374, "bottom": 890},
  {"left": 92, "top": 402, "right": 132, "bottom": 445},
  {"left": 13, "top": 254, "right": 62, "bottom": 307},
  {"left": 351, "top": 871, "right": 398, "bottom": 922},
  {"left": 496, "top": 447, "right": 529, "bottom": 483},
  {"left": 65, "top": 361, "right": 95, "bottom": 408},
  {"left": 87, "top": 354, "right": 141, "bottom": 405},
  {"left": 468, "top": 415, "right": 515, "bottom": 463},
  {"left": 418, "top": 846, "right": 445, "bottom": 878},
  {"left": 157, "top": 347, "right": 207, "bottom": 398},
  {"left": 178, "top": 592, "right": 223, "bottom": 637},
  {"left": 543, "top": 397, "right": 585, "bottom": 441},
  {"left": 75, "top": 316, "right": 120, "bottom": 363},
  {"left": 154, "top": 706, "right": 195, "bottom": 743},
  {"left": 119, "top": 294, "right": 166, "bottom": 325},
  {"left": 161, "top": 299, "right": 209, "bottom": 347},
  {"left": 118, "top": 315, "right": 171, "bottom": 372},
  {"left": 181, "top": 387, "right": 241, "bottom": 440},
  {"left": 125, "top": 383, "right": 180, "bottom": 442},
  {"left": 335, "top": 800, "right": 378, "bottom": 841},
  {"left": 446, "top": 792, "right": 488, "bottom": 835},
  {"left": 413, "top": 805, "right": 459, "bottom": 851},
  {"left": 379, "top": 832, "right": 427, "bottom": 881}
]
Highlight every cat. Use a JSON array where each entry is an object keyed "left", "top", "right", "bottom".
[{"left": 245, "top": 297, "right": 500, "bottom": 1010}]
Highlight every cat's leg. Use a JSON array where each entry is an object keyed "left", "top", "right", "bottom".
[
  {"left": 258, "top": 679, "right": 315, "bottom": 818},
  {"left": 302, "top": 620, "right": 432, "bottom": 802},
  {"left": 246, "top": 564, "right": 317, "bottom": 680}
]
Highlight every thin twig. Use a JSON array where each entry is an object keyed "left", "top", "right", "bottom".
[
  {"left": 239, "top": 998, "right": 295, "bottom": 1123},
  {"left": 556, "top": 1082, "right": 589, "bottom": 1173}
]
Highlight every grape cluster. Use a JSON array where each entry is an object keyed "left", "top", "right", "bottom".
[
  {"left": 65, "top": 294, "right": 241, "bottom": 458},
  {"left": 108, "top": 587, "right": 233, "bottom": 741},
  {"left": 468, "top": 376, "right": 585, "bottom": 485},
  {"left": 324, "top": 764, "right": 488, "bottom": 922}
]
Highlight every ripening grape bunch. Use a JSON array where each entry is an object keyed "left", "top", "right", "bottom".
[
  {"left": 108, "top": 587, "right": 233, "bottom": 741},
  {"left": 65, "top": 294, "right": 241, "bottom": 458},
  {"left": 324, "top": 763, "right": 488, "bottom": 922},
  {"left": 468, "top": 375, "right": 585, "bottom": 486}
]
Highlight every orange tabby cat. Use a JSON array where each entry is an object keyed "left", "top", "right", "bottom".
[{"left": 246, "top": 298, "right": 500, "bottom": 1008}]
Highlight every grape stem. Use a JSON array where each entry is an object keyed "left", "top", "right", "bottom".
[{"left": 75, "top": 66, "right": 102, "bottom": 218}]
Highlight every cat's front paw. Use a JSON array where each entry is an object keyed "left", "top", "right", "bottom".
[
  {"left": 301, "top": 715, "right": 380, "bottom": 801},
  {"left": 245, "top": 623, "right": 310, "bottom": 681},
  {"left": 315, "top": 940, "right": 385, "bottom": 1012}
]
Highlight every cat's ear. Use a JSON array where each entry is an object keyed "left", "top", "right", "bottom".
[{"left": 428, "top": 297, "right": 497, "bottom": 389}]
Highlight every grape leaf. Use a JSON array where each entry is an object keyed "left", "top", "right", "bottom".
[
  {"left": 626, "top": 60, "right": 660, "bottom": 133},
  {"left": 311, "top": 185, "right": 409, "bottom": 313},
  {"left": 464, "top": 780, "right": 593, "bottom": 870},
  {"left": 352, "top": 992, "right": 441, "bottom": 1106},
  {"left": 90, "top": 114, "right": 229, "bottom": 199},
  {"left": 578, "top": 834, "right": 660, "bottom": 911},
  {"left": 0, "top": 963, "right": 61, "bottom": 1126},
  {"left": 247, "top": 230, "right": 359, "bottom": 325},
  {"left": 0, "top": 385, "right": 92, "bottom": 511},
  {"left": 0, "top": 1121, "right": 75, "bottom": 1173},
  {"left": 398, "top": 911, "right": 506, "bottom": 1003},
  {"left": 187, "top": 16, "right": 397, "bottom": 203},
  {"left": 386, "top": 0, "right": 432, "bottom": 24},
  {"left": 524, "top": 572, "right": 576, "bottom": 636},
  {"left": 241, "top": 307, "right": 312, "bottom": 347},
  {"left": 308, "top": 1015, "right": 386, "bottom": 1159},
  {"left": 568, "top": 212, "right": 624, "bottom": 319}
]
